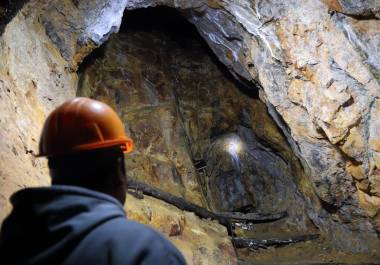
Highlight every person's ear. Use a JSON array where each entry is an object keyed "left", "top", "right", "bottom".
[{"left": 118, "top": 154, "right": 126, "bottom": 178}]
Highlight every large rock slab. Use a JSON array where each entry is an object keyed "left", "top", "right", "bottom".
[{"left": 125, "top": 194, "right": 237, "bottom": 265}]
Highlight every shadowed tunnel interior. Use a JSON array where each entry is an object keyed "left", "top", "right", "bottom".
[
  {"left": 1, "top": 1, "right": 380, "bottom": 264},
  {"left": 77, "top": 6, "right": 322, "bottom": 263}
]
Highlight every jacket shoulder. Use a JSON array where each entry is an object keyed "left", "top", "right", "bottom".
[{"left": 69, "top": 217, "right": 187, "bottom": 265}]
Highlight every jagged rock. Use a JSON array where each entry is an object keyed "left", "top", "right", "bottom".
[
  {"left": 324, "top": 0, "right": 380, "bottom": 18},
  {"left": 124, "top": 0, "right": 380, "bottom": 251},
  {"left": 125, "top": 194, "right": 237, "bottom": 265},
  {"left": 38, "top": 0, "right": 129, "bottom": 70},
  {"left": 78, "top": 30, "right": 206, "bottom": 206},
  {"left": 77, "top": 18, "right": 313, "bottom": 237},
  {"left": 0, "top": 0, "right": 379, "bottom": 260},
  {"left": 0, "top": 0, "right": 27, "bottom": 35},
  {"left": 183, "top": 0, "right": 380, "bottom": 251},
  {"left": 0, "top": 8, "right": 77, "bottom": 221}
]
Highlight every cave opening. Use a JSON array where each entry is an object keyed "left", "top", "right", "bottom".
[
  {"left": 1, "top": 1, "right": 379, "bottom": 263},
  {"left": 77, "top": 5, "right": 318, "bottom": 261}
]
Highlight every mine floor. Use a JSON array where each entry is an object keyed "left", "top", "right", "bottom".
[{"left": 237, "top": 239, "right": 380, "bottom": 265}]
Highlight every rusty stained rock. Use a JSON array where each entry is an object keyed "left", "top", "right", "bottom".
[
  {"left": 323, "top": 0, "right": 380, "bottom": 18},
  {"left": 125, "top": 194, "right": 237, "bottom": 265},
  {"left": 78, "top": 21, "right": 314, "bottom": 238},
  {"left": 0, "top": 0, "right": 137, "bottom": 224},
  {"left": 0, "top": 0, "right": 379, "bottom": 256},
  {"left": 0, "top": 7, "right": 78, "bottom": 221},
  {"left": 78, "top": 30, "right": 206, "bottom": 207},
  {"left": 188, "top": 0, "right": 380, "bottom": 251},
  {"left": 120, "top": 0, "right": 380, "bottom": 252}
]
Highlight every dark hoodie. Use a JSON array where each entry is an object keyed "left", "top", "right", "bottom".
[{"left": 0, "top": 185, "right": 187, "bottom": 265}]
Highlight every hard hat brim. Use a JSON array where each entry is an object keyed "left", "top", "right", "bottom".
[{"left": 36, "top": 137, "right": 133, "bottom": 157}]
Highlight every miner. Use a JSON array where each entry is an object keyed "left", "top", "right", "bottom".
[{"left": 0, "top": 97, "right": 187, "bottom": 265}]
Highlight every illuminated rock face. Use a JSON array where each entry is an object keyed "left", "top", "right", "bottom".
[
  {"left": 0, "top": 0, "right": 379, "bottom": 261},
  {"left": 77, "top": 16, "right": 317, "bottom": 262},
  {"left": 77, "top": 14, "right": 312, "bottom": 237},
  {"left": 119, "top": 0, "right": 380, "bottom": 251}
]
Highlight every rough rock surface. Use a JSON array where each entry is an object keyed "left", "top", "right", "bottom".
[
  {"left": 0, "top": 0, "right": 138, "bottom": 221},
  {"left": 120, "top": 0, "right": 380, "bottom": 251},
  {"left": 125, "top": 194, "right": 237, "bottom": 265},
  {"left": 0, "top": 0, "right": 380, "bottom": 261},
  {"left": 0, "top": 5, "right": 77, "bottom": 222},
  {"left": 77, "top": 15, "right": 314, "bottom": 236},
  {"left": 78, "top": 30, "right": 207, "bottom": 207},
  {"left": 0, "top": 2, "right": 238, "bottom": 264}
]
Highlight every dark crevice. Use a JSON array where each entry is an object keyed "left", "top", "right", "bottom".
[
  {"left": 77, "top": 44, "right": 106, "bottom": 75},
  {"left": 77, "top": 6, "right": 260, "bottom": 100},
  {"left": 0, "top": 0, "right": 28, "bottom": 35},
  {"left": 123, "top": 7, "right": 260, "bottom": 100},
  {"left": 339, "top": 11, "right": 379, "bottom": 21},
  {"left": 120, "top": 7, "right": 201, "bottom": 43},
  {"left": 318, "top": 198, "right": 340, "bottom": 214}
]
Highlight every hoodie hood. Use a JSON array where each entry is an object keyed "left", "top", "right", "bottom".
[{"left": 0, "top": 185, "right": 126, "bottom": 265}]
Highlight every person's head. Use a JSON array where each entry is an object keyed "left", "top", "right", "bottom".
[
  {"left": 37, "top": 97, "right": 134, "bottom": 204},
  {"left": 48, "top": 147, "right": 127, "bottom": 204}
]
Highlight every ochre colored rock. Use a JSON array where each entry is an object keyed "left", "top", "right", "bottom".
[
  {"left": 1, "top": 0, "right": 380, "bottom": 259},
  {"left": 357, "top": 189, "right": 380, "bottom": 218},
  {"left": 0, "top": 8, "right": 77, "bottom": 221},
  {"left": 78, "top": 25, "right": 312, "bottom": 238},
  {"left": 340, "top": 127, "right": 366, "bottom": 160},
  {"left": 125, "top": 194, "right": 237, "bottom": 265},
  {"left": 346, "top": 161, "right": 365, "bottom": 181}
]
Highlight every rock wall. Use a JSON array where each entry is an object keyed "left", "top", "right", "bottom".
[
  {"left": 0, "top": 1, "right": 78, "bottom": 222},
  {"left": 120, "top": 0, "right": 380, "bottom": 251},
  {"left": 78, "top": 30, "right": 207, "bottom": 207},
  {"left": 0, "top": 2, "right": 237, "bottom": 264},
  {"left": 0, "top": 0, "right": 379, "bottom": 260},
  {"left": 77, "top": 11, "right": 313, "bottom": 237}
]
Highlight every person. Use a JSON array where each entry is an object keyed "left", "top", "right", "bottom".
[{"left": 0, "top": 97, "right": 187, "bottom": 265}]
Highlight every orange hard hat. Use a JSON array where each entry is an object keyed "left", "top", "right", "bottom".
[{"left": 38, "top": 97, "right": 133, "bottom": 157}]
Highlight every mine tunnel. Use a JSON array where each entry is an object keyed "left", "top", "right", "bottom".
[
  {"left": 0, "top": 1, "right": 380, "bottom": 265},
  {"left": 77, "top": 6, "right": 318, "bottom": 257}
]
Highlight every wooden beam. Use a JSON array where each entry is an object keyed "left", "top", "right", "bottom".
[
  {"left": 127, "top": 179, "right": 287, "bottom": 225},
  {"left": 232, "top": 234, "right": 320, "bottom": 249},
  {"left": 216, "top": 211, "right": 287, "bottom": 222}
]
